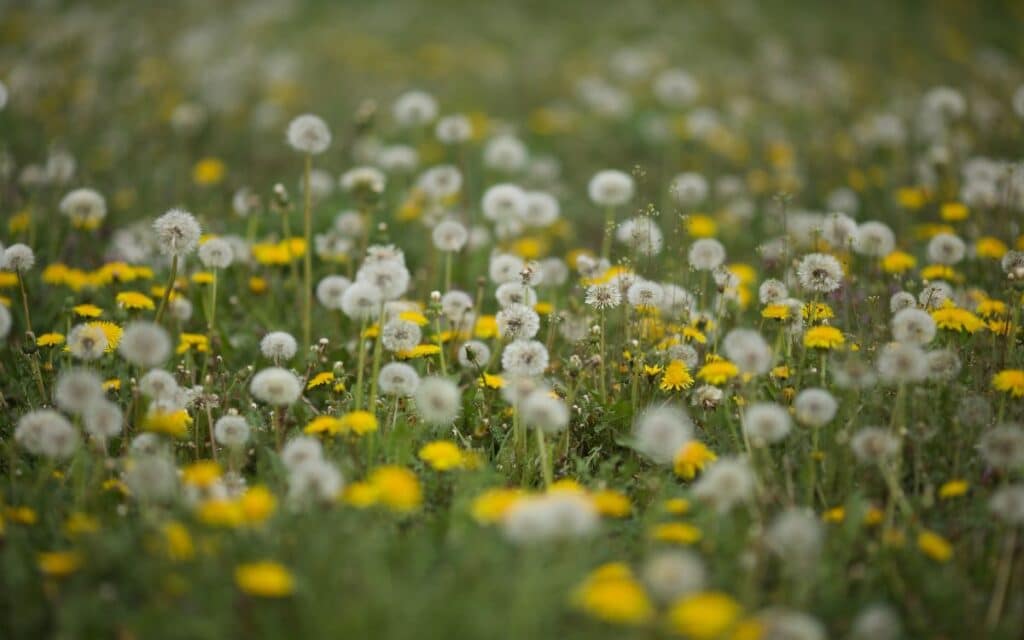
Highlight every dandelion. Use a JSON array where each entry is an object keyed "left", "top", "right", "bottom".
[
  {"left": 978, "top": 425, "right": 1024, "bottom": 470},
  {"left": 501, "top": 339, "right": 549, "bottom": 377},
  {"left": 496, "top": 303, "right": 540, "bottom": 340},
  {"left": 118, "top": 322, "right": 170, "bottom": 367},
  {"left": 722, "top": 329, "right": 773, "bottom": 375},
  {"left": 688, "top": 238, "right": 726, "bottom": 271},
  {"left": 793, "top": 388, "right": 838, "bottom": 427},
  {"left": 214, "top": 415, "right": 251, "bottom": 449},
  {"left": 673, "top": 441, "right": 716, "bottom": 479},
  {"left": 691, "top": 457, "right": 755, "bottom": 512},
  {"left": 660, "top": 360, "right": 694, "bottom": 391},
  {"left": 417, "top": 441, "right": 468, "bottom": 471},
  {"left": 851, "top": 427, "right": 901, "bottom": 464},
  {"left": 668, "top": 591, "right": 742, "bottom": 640},
  {"left": 260, "top": 331, "right": 298, "bottom": 363},
  {"left": 250, "top": 368, "right": 301, "bottom": 406},
  {"left": 414, "top": 377, "right": 461, "bottom": 426},
  {"left": 796, "top": 252, "right": 843, "bottom": 293},
  {"left": 742, "top": 402, "right": 792, "bottom": 445},
  {"left": 234, "top": 561, "right": 296, "bottom": 598},
  {"left": 633, "top": 405, "right": 693, "bottom": 465},
  {"left": 60, "top": 188, "right": 107, "bottom": 228}
]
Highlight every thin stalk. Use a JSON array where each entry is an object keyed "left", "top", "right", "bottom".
[
  {"left": 536, "top": 427, "right": 552, "bottom": 488},
  {"left": 302, "top": 153, "right": 313, "bottom": 350},
  {"left": 353, "top": 318, "right": 369, "bottom": 410},
  {"left": 154, "top": 254, "right": 179, "bottom": 324},
  {"left": 16, "top": 272, "right": 33, "bottom": 335},
  {"left": 367, "top": 303, "right": 386, "bottom": 411}
]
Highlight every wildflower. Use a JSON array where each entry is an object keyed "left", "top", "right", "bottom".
[
  {"left": 286, "top": 114, "right": 331, "bottom": 154},
  {"left": 668, "top": 592, "right": 742, "bottom": 640},
  {"left": 240, "top": 486, "right": 276, "bottom": 524},
  {"left": 916, "top": 530, "right": 953, "bottom": 563},
  {"left": 688, "top": 238, "right": 726, "bottom": 271},
  {"left": 234, "top": 562, "right": 295, "bottom": 598},
  {"left": 931, "top": 305, "right": 985, "bottom": 333},
  {"left": 591, "top": 490, "right": 632, "bottom": 517},
  {"left": 116, "top": 291, "right": 155, "bottom": 310},
  {"left": 471, "top": 488, "right": 524, "bottom": 524},
  {"left": 633, "top": 405, "right": 693, "bottom": 465},
  {"left": 72, "top": 303, "right": 103, "bottom": 318},
  {"left": 37, "top": 551, "right": 83, "bottom": 578},
  {"left": 214, "top": 415, "right": 251, "bottom": 448},
  {"left": 307, "top": 371, "right": 334, "bottom": 390},
  {"left": 414, "top": 377, "right": 461, "bottom": 426},
  {"left": 881, "top": 251, "right": 917, "bottom": 274},
  {"left": 794, "top": 388, "right": 838, "bottom": 427},
  {"left": 118, "top": 321, "right": 170, "bottom": 367},
  {"left": 938, "top": 480, "right": 968, "bottom": 499},
  {"left": 163, "top": 522, "right": 195, "bottom": 561},
  {"left": 978, "top": 425, "right": 1024, "bottom": 470},
  {"left": 696, "top": 359, "right": 739, "bottom": 385},
  {"left": 742, "top": 402, "right": 791, "bottom": 445},
  {"left": 153, "top": 209, "right": 201, "bottom": 257},
  {"left": 520, "top": 390, "right": 569, "bottom": 433},
  {"left": 588, "top": 170, "right": 634, "bottom": 207},
  {"left": 501, "top": 492, "right": 598, "bottom": 543},
  {"left": 673, "top": 441, "right": 717, "bottom": 479},
  {"left": 692, "top": 457, "right": 755, "bottom": 512},
  {"left": 177, "top": 333, "right": 210, "bottom": 354},
  {"left": 796, "top": 252, "right": 844, "bottom": 293},
  {"left": 993, "top": 370, "right": 1024, "bottom": 397},
  {"left": 339, "top": 410, "right": 378, "bottom": 435},
  {"left": 250, "top": 367, "right": 302, "bottom": 406},
  {"left": 182, "top": 460, "right": 222, "bottom": 488},
  {"left": 142, "top": 409, "right": 191, "bottom": 438},
  {"left": 660, "top": 360, "right": 694, "bottom": 391},
  {"left": 722, "top": 329, "right": 773, "bottom": 375},
  {"left": 367, "top": 466, "right": 422, "bottom": 513},
  {"left": 571, "top": 564, "right": 654, "bottom": 625}
]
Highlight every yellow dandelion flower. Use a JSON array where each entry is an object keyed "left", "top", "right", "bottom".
[
  {"left": 163, "top": 521, "right": 195, "bottom": 561},
  {"left": 659, "top": 360, "right": 694, "bottom": 391},
  {"left": 342, "top": 482, "right": 380, "bottom": 508},
  {"left": 234, "top": 561, "right": 295, "bottom": 598},
  {"left": 917, "top": 530, "right": 953, "bottom": 563},
  {"left": 761, "top": 303, "right": 790, "bottom": 320},
  {"left": 64, "top": 512, "right": 100, "bottom": 537},
  {"left": 650, "top": 522, "right": 703, "bottom": 545},
  {"left": 939, "top": 201, "right": 968, "bottom": 221},
  {"left": 881, "top": 251, "right": 917, "bottom": 274},
  {"left": 397, "top": 344, "right": 441, "bottom": 359},
  {"left": 668, "top": 592, "right": 742, "bottom": 640},
  {"left": 976, "top": 236, "right": 1008, "bottom": 259},
  {"left": 802, "top": 302, "right": 834, "bottom": 322},
  {"left": 977, "top": 299, "right": 1007, "bottom": 318},
  {"left": 771, "top": 365, "right": 790, "bottom": 380},
  {"left": 177, "top": 333, "right": 210, "bottom": 354},
  {"left": 664, "top": 498, "right": 690, "bottom": 515},
  {"left": 72, "top": 303, "right": 103, "bottom": 318},
  {"left": 307, "top": 371, "right": 335, "bottom": 389},
  {"left": 474, "top": 315, "right": 498, "bottom": 339},
  {"left": 197, "top": 499, "right": 245, "bottom": 528},
  {"left": 192, "top": 157, "right": 226, "bottom": 186},
  {"left": 804, "top": 325, "right": 845, "bottom": 349},
  {"left": 938, "top": 480, "right": 968, "bottom": 500},
  {"left": 591, "top": 489, "right": 632, "bottom": 518},
  {"left": 142, "top": 409, "right": 191, "bottom": 438},
  {"left": 240, "top": 486, "right": 277, "bottom": 524},
  {"left": 249, "top": 276, "right": 269, "bottom": 294},
  {"left": 685, "top": 214, "right": 717, "bottom": 238},
  {"left": 933, "top": 305, "right": 986, "bottom": 333},
  {"left": 338, "top": 410, "right": 377, "bottom": 435},
  {"left": 182, "top": 461, "right": 222, "bottom": 488},
  {"left": 471, "top": 488, "right": 524, "bottom": 524},
  {"left": 398, "top": 310, "right": 429, "bottom": 326},
  {"left": 116, "top": 291, "right": 155, "bottom": 310},
  {"left": 418, "top": 440, "right": 467, "bottom": 471},
  {"left": 673, "top": 441, "right": 717, "bottom": 480},
  {"left": 191, "top": 271, "right": 215, "bottom": 285},
  {"left": 36, "top": 332, "right": 65, "bottom": 347},
  {"left": 571, "top": 564, "right": 654, "bottom": 626},
  {"left": 697, "top": 359, "right": 738, "bottom": 385},
  {"left": 993, "top": 369, "right": 1024, "bottom": 397},
  {"left": 822, "top": 507, "right": 846, "bottom": 523},
  {"left": 367, "top": 466, "right": 422, "bottom": 513},
  {"left": 103, "top": 378, "right": 121, "bottom": 392},
  {"left": 37, "top": 551, "right": 83, "bottom": 578}
]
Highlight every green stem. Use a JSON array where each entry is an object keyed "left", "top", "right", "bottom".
[
  {"left": 302, "top": 153, "right": 313, "bottom": 350},
  {"left": 536, "top": 427, "right": 552, "bottom": 488},
  {"left": 16, "top": 272, "right": 33, "bottom": 335},
  {"left": 154, "top": 254, "right": 179, "bottom": 324},
  {"left": 354, "top": 318, "right": 368, "bottom": 411}
]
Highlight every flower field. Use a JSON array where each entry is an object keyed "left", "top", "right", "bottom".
[{"left": 1, "top": 1, "right": 1024, "bottom": 638}]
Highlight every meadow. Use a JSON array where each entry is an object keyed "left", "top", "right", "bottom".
[{"left": 1, "top": 1, "right": 1024, "bottom": 638}]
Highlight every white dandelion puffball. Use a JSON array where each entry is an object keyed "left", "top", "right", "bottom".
[
  {"left": 742, "top": 402, "right": 792, "bottom": 445},
  {"left": 414, "top": 376, "right": 461, "bottom": 426},
  {"left": 287, "top": 113, "right": 331, "bottom": 154},
  {"left": 54, "top": 367, "right": 103, "bottom": 414},
  {"left": 119, "top": 322, "right": 171, "bottom": 368},
  {"left": 260, "top": 331, "right": 298, "bottom": 361},
  {"left": 688, "top": 238, "right": 726, "bottom": 271},
  {"left": 393, "top": 90, "right": 438, "bottom": 127},
  {"left": 198, "top": 237, "right": 234, "bottom": 269},
  {"left": 793, "top": 388, "right": 838, "bottom": 427},
  {"left": 250, "top": 367, "right": 302, "bottom": 406},
  {"left": 378, "top": 362, "right": 421, "bottom": 397},
  {"left": 633, "top": 405, "right": 693, "bottom": 465},
  {"left": 2, "top": 243, "right": 35, "bottom": 272},
  {"left": 60, "top": 188, "right": 107, "bottom": 226},
  {"left": 588, "top": 169, "right": 634, "bottom": 207},
  {"left": 520, "top": 390, "right": 569, "bottom": 434},
  {"left": 316, "top": 275, "right": 352, "bottom": 310},
  {"left": 214, "top": 415, "right": 251, "bottom": 448},
  {"left": 154, "top": 208, "right": 202, "bottom": 257},
  {"left": 796, "top": 252, "right": 843, "bottom": 293},
  {"left": 501, "top": 339, "right": 549, "bottom": 377},
  {"left": 432, "top": 219, "right": 468, "bottom": 252}
]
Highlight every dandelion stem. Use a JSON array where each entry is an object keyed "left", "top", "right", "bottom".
[
  {"left": 354, "top": 318, "right": 368, "bottom": 411},
  {"left": 985, "top": 527, "right": 1017, "bottom": 631},
  {"left": 16, "top": 272, "right": 33, "bottom": 335},
  {"left": 302, "top": 153, "right": 313, "bottom": 351},
  {"left": 536, "top": 427, "right": 552, "bottom": 488},
  {"left": 154, "top": 254, "right": 179, "bottom": 324},
  {"left": 368, "top": 303, "right": 386, "bottom": 411},
  {"left": 601, "top": 205, "right": 615, "bottom": 261}
]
